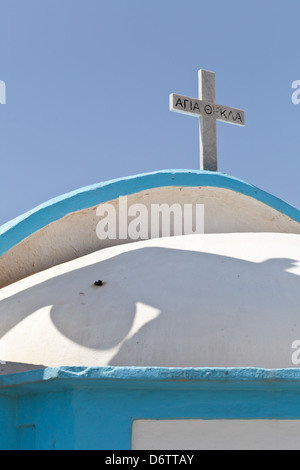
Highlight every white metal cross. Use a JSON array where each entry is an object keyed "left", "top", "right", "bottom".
[{"left": 170, "top": 70, "right": 245, "bottom": 171}]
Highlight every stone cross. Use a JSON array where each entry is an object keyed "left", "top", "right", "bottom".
[{"left": 170, "top": 70, "right": 245, "bottom": 171}]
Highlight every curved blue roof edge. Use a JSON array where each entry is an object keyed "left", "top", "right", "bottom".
[{"left": 0, "top": 169, "right": 299, "bottom": 257}]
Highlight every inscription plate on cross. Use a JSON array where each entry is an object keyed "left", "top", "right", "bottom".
[{"left": 170, "top": 70, "right": 245, "bottom": 171}]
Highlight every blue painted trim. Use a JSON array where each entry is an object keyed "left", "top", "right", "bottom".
[
  {"left": 0, "top": 170, "right": 299, "bottom": 257},
  {"left": 1, "top": 366, "right": 300, "bottom": 391},
  {"left": 2, "top": 366, "right": 300, "bottom": 449}
]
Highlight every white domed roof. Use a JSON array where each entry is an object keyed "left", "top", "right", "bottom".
[
  {"left": 1, "top": 170, "right": 299, "bottom": 289},
  {"left": 0, "top": 232, "right": 299, "bottom": 369}
]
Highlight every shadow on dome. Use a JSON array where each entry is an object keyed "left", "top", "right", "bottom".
[{"left": 0, "top": 247, "right": 299, "bottom": 368}]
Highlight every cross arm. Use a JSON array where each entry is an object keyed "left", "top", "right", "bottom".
[{"left": 169, "top": 93, "right": 245, "bottom": 126}]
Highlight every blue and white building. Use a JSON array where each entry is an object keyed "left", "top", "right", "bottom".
[{"left": 0, "top": 169, "right": 300, "bottom": 450}]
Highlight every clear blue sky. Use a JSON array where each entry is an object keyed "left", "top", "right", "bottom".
[{"left": 0, "top": 0, "right": 300, "bottom": 226}]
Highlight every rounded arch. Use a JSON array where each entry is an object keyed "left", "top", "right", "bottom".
[{"left": 1, "top": 170, "right": 299, "bottom": 258}]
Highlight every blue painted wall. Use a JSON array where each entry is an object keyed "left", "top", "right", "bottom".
[
  {"left": 0, "top": 395, "right": 17, "bottom": 449},
  {"left": 1, "top": 367, "right": 300, "bottom": 450}
]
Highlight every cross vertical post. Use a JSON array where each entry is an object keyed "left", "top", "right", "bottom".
[
  {"left": 198, "top": 70, "right": 217, "bottom": 171},
  {"left": 169, "top": 69, "right": 245, "bottom": 171}
]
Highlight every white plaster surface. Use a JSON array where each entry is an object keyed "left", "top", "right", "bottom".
[
  {"left": 132, "top": 419, "right": 300, "bottom": 450},
  {"left": 0, "top": 232, "right": 299, "bottom": 368},
  {"left": 1, "top": 186, "right": 300, "bottom": 288}
]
